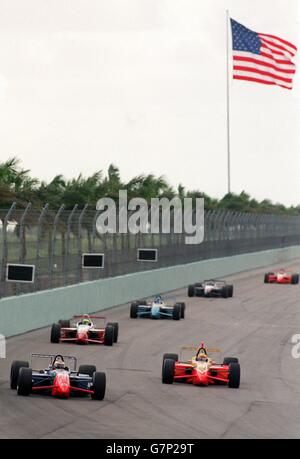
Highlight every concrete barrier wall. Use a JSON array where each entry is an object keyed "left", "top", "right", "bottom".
[{"left": 1, "top": 245, "right": 300, "bottom": 337}]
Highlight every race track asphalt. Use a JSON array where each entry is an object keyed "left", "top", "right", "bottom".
[{"left": 0, "top": 261, "right": 300, "bottom": 439}]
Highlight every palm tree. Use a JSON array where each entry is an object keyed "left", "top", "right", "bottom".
[
  {"left": 0, "top": 157, "right": 298, "bottom": 216},
  {"left": 62, "top": 172, "right": 103, "bottom": 209},
  {"left": 0, "top": 157, "right": 39, "bottom": 207},
  {"left": 126, "top": 174, "right": 174, "bottom": 201}
]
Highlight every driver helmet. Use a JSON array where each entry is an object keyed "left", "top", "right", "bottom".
[
  {"left": 154, "top": 296, "right": 163, "bottom": 304},
  {"left": 53, "top": 356, "right": 65, "bottom": 369},
  {"left": 82, "top": 314, "right": 91, "bottom": 325},
  {"left": 196, "top": 352, "right": 208, "bottom": 362}
]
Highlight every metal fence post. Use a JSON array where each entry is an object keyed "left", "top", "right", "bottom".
[
  {"left": 16, "top": 203, "right": 32, "bottom": 294},
  {"left": 64, "top": 204, "right": 78, "bottom": 285},
  {"left": 230, "top": 212, "right": 240, "bottom": 240},
  {"left": 18, "top": 203, "right": 32, "bottom": 263},
  {"left": 208, "top": 210, "right": 217, "bottom": 241},
  {"left": 77, "top": 204, "right": 88, "bottom": 284},
  {"left": 48, "top": 205, "right": 65, "bottom": 289},
  {"left": 92, "top": 209, "right": 101, "bottom": 249},
  {"left": 35, "top": 204, "right": 49, "bottom": 291},
  {"left": 0, "top": 202, "right": 16, "bottom": 298}
]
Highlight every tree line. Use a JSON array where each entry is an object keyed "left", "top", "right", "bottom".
[{"left": 0, "top": 157, "right": 299, "bottom": 215}]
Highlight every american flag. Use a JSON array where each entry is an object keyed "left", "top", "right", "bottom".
[{"left": 230, "top": 19, "right": 297, "bottom": 90}]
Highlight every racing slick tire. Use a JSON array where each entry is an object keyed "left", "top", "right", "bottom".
[
  {"left": 291, "top": 274, "right": 299, "bottom": 285},
  {"left": 17, "top": 367, "right": 32, "bottom": 396},
  {"left": 78, "top": 365, "right": 97, "bottom": 377},
  {"left": 91, "top": 372, "right": 106, "bottom": 400},
  {"left": 163, "top": 354, "right": 179, "bottom": 366},
  {"left": 162, "top": 359, "right": 175, "bottom": 384},
  {"left": 223, "top": 357, "right": 239, "bottom": 365},
  {"left": 172, "top": 304, "right": 181, "bottom": 320},
  {"left": 50, "top": 323, "right": 61, "bottom": 343},
  {"left": 177, "top": 302, "right": 185, "bottom": 319},
  {"left": 228, "top": 362, "right": 240, "bottom": 389},
  {"left": 58, "top": 320, "right": 70, "bottom": 328},
  {"left": 264, "top": 273, "right": 272, "bottom": 283},
  {"left": 104, "top": 325, "right": 114, "bottom": 346},
  {"left": 221, "top": 286, "right": 229, "bottom": 298},
  {"left": 227, "top": 285, "right": 234, "bottom": 298},
  {"left": 107, "top": 322, "right": 119, "bottom": 343},
  {"left": 188, "top": 285, "right": 195, "bottom": 297},
  {"left": 130, "top": 302, "right": 139, "bottom": 319},
  {"left": 10, "top": 360, "right": 29, "bottom": 389}
]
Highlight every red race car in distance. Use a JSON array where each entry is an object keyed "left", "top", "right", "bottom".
[
  {"left": 51, "top": 314, "right": 118, "bottom": 346},
  {"left": 264, "top": 270, "right": 299, "bottom": 284},
  {"left": 162, "top": 343, "right": 240, "bottom": 389}
]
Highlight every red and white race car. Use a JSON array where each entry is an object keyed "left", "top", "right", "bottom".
[
  {"left": 162, "top": 342, "right": 240, "bottom": 388},
  {"left": 264, "top": 269, "right": 299, "bottom": 284},
  {"left": 50, "top": 314, "right": 119, "bottom": 346}
]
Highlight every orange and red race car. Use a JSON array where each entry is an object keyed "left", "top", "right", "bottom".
[
  {"left": 264, "top": 269, "right": 299, "bottom": 284},
  {"left": 50, "top": 314, "right": 118, "bottom": 346},
  {"left": 162, "top": 342, "right": 240, "bottom": 388}
]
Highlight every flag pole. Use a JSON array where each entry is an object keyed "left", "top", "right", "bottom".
[{"left": 226, "top": 9, "right": 231, "bottom": 194}]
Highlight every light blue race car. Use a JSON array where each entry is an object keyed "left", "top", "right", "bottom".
[{"left": 130, "top": 296, "right": 185, "bottom": 320}]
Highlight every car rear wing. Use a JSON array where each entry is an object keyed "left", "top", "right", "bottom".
[
  {"left": 203, "top": 279, "right": 227, "bottom": 284},
  {"left": 181, "top": 346, "right": 221, "bottom": 353},
  {"left": 73, "top": 315, "right": 106, "bottom": 319},
  {"left": 29, "top": 353, "right": 78, "bottom": 370}
]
